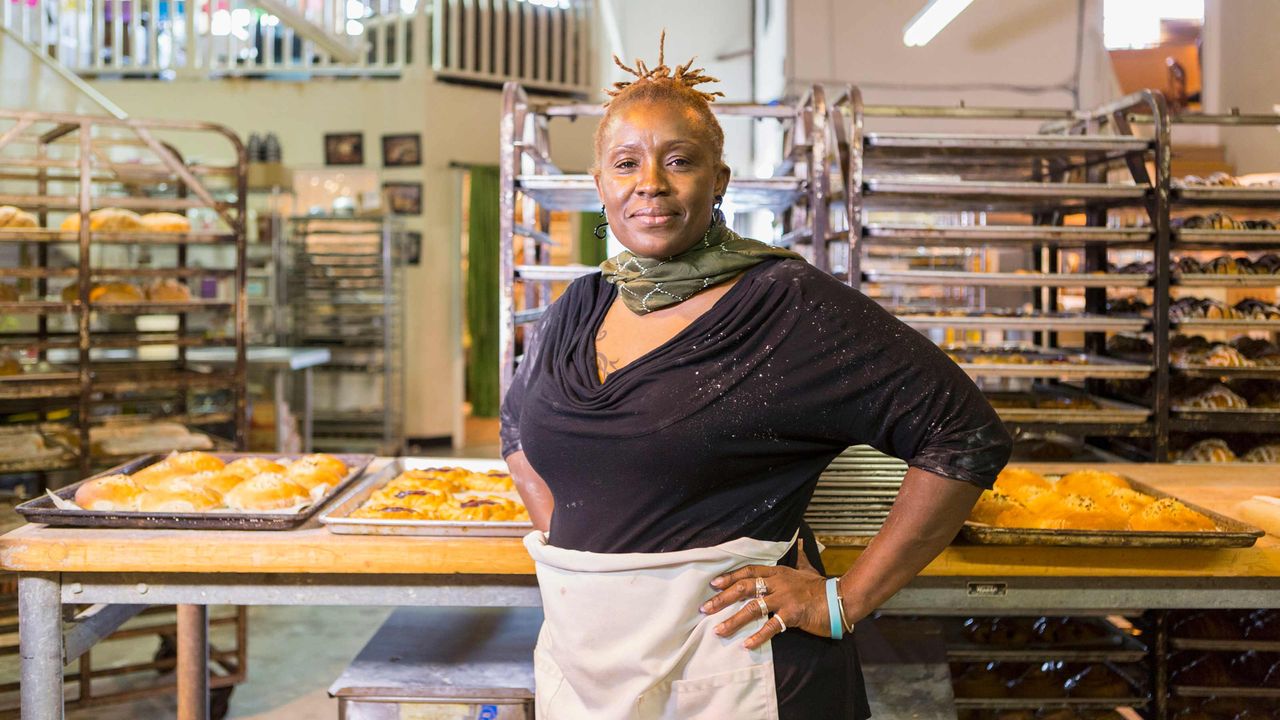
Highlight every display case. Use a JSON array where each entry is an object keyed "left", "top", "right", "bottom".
[
  {"left": 288, "top": 216, "right": 404, "bottom": 455},
  {"left": 0, "top": 110, "right": 248, "bottom": 482}
]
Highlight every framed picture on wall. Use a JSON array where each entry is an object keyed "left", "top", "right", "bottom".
[
  {"left": 324, "top": 132, "right": 364, "bottom": 166},
  {"left": 383, "top": 182, "right": 423, "bottom": 216},
  {"left": 382, "top": 133, "right": 422, "bottom": 167}
]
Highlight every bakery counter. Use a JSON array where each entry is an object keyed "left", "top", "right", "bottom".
[{"left": 4, "top": 462, "right": 1280, "bottom": 719}]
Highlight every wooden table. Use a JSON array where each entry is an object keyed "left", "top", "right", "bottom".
[{"left": 3, "top": 462, "right": 1279, "bottom": 719}]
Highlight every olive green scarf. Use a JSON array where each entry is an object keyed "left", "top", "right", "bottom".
[{"left": 600, "top": 224, "right": 803, "bottom": 315}]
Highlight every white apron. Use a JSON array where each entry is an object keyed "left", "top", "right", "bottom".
[{"left": 524, "top": 530, "right": 796, "bottom": 720}]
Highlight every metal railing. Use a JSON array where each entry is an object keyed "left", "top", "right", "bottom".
[
  {"left": 433, "top": 0, "right": 592, "bottom": 95},
  {"left": 1, "top": 0, "right": 424, "bottom": 77}
]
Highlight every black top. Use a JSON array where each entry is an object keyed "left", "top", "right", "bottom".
[{"left": 500, "top": 258, "right": 1012, "bottom": 718}]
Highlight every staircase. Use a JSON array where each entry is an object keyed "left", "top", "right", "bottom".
[{"left": 1, "top": 0, "right": 593, "bottom": 91}]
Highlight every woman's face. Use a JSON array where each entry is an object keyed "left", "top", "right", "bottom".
[{"left": 594, "top": 101, "right": 730, "bottom": 258}]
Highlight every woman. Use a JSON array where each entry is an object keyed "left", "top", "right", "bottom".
[{"left": 500, "top": 37, "right": 1012, "bottom": 720}]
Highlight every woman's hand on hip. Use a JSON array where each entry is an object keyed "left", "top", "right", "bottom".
[{"left": 700, "top": 540, "right": 832, "bottom": 650}]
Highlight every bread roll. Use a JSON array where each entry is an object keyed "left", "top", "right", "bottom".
[
  {"left": 463, "top": 471, "right": 515, "bottom": 493},
  {"left": 132, "top": 450, "right": 224, "bottom": 486},
  {"left": 1055, "top": 469, "right": 1131, "bottom": 496},
  {"left": 60, "top": 208, "right": 145, "bottom": 232},
  {"left": 296, "top": 453, "right": 348, "bottom": 477},
  {"left": 1129, "top": 498, "right": 1217, "bottom": 532},
  {"left": 224, "top": 457, "right": 287, "bottom": 479},
  {"left": 74, "top": 474, "right": 143, "bottom": 510},
  {"left": 137, "top": 485, "right": 221, "bottom": 512},
  {"left": 283, "top": 461, "right": 342, "bottom": 493},
  {"left": 969, "top": 491, "right": 1021, "bottom": 525},
  {"left": 993, "top": 467, "right": 1052, "bottom": 495},
  {"left": 145, "top": 278, "right": 191, "bottom": 302},
  {"left": 90, "top": 282, "right": 145, "bottom": 304},
  {"left": 351, "top": 505, "right": 426, "bottom": 520},
  {"left": 222, "top": 473, "right": 309, "bottom": 511},
  {"left": 182, "top": 469, "right": 244, "bottom": 496},
  {"left": 0, "top": 283, "right": 19, "bottom": 302},
  {"left": 140, "top": 212, "right": 191, "bottom": 233},
  {"left": 0, "top": 205, "right": 37, "bottom": 228}
]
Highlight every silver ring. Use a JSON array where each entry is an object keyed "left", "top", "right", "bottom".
[
  {"left": 754, "top": 577, "right": 767, "bottom": 598},
  {"left": 775, "top": 615, "right": 787, "bottom": 633},
  {"left": 755, "top": 597, "right": 768, "bottom": 620}
]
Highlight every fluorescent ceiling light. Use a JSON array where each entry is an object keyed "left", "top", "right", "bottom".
[{"left": 903, "top": 0, "right": 974, "bottom": 47}]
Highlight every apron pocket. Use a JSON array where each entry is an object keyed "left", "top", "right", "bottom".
[
  {"left": 534, "top": 647, "right": 567, "bottom": 719},
  {"left": 639, "top": 663, "right": 779, "bottom": 720}
]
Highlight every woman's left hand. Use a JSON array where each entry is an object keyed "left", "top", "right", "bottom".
[{"left": 700, "top": 539, "right": 834, "bottom": 650}]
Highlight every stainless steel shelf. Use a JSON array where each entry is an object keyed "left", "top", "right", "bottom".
[
  {"left": 517, "top": 175, "right": 805, "bottom": 212},
  {"left": 1175, "top": 229, "right": 1280, "bottom": 248},
  {"left": 0, "top": 300, "right": 233, "bottom": 315},
  {"left": 1174, "top": 186, "right": 1280, "bottom": 207},
  {"left": 1173, "top": 364, "right": 1280, "bottom": 379},
  {"left": 864, "top": 224, "right": 1152, "bottom": 247},
  {"left": 959, "top": 358, "right": 1153, "bottom": 380},
  {"left": 1173, "top": 318, "right": 1280, "bottom": 332},
  {"left": 865, "top": 269, "right": 1149, "bottom": 288},
  {"left": 864, "top": 179, "right": 1147, "bottom": 211},
  {"left": 0, "top": 228, "right": 235, "bottom": 245},
  {"left": 898, "top": 313, "right": 1148, "bottom": 332},
  {"left": 865, "top": 132, "right": 1150, "bottom": 157},
  {"left": 1175, "top": 273, "right": 1280, "bottom": 288},
  {"left": 515, "top": 264, "right": 598, "bottom": 282}
]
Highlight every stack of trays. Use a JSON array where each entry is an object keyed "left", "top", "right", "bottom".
[{"left": 805, "top": 446, "right": 907, "bottom": 538}]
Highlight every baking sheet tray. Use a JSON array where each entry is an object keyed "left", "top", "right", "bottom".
[
  {"left": 943, "top": 618, "right": 1147, "bottom": 662},
  {"left": 1173, "top": 364, "right": 1280, "bottom": 379},
  {"left": 865, "top": 224, "right": 1152, "bottom": 246},
  {"left": 15, "top": 452, "right": 373, "bottom": 530},
  {"left": 1174, "top": 186, "right": 1280, "bottom": 206},
  {"left": 320, "top": 457, "right": 532, "bottom": 537},
  {"left": 897, "top": 313, "right": 1148, "bottom": 332},
  {"left": 1172, "top": 685, "right": 1280, "bottom": 699},
  {"left": 1169, "top": 637, "right": 1280, "bottom": 653},
  {"left": 961, "top": 479, "right": 1264, "bottom": 548},
  {"left": 990, "top": 395, "right": 1151, "bottom": 424},
  {"left": 1174, "top": 319, "right": 1280, "bottom": 332},
  {"left": 1175, "top": 229, "right": 1280, "bottom": 247},
  {"left": 1176, "top": 274, "right": 1280, "bottom": 288},
  {"left": 952, "top": 350, "right": 1152, "bottom": 380},
  {"left": 865, "top": 269, "right": 1150, "bottom": 288}
]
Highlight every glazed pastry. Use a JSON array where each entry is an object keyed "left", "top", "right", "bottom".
[
  {"left": 1129, "top": 498, "right": 1217, "bottom": 532},
  {"left": 74, "top": 474, "right": 144, "bottom": 511},
  {"left": 969, "top": 491, "right": 1022, "bottom": 525},
  {"left": 294, "top": 453, "right": 348, "bottom": 478},
  {"left": 1241, "top": 219, "right": 1277, "bottom": 231},
  {"left": 283, "top": 461, "right": 343, "bottom": 493},
  {"left": 1243, "top": 444, "right": 1280, "bottom": 463},
  {"left": 1176, "top": 384, "right": 1249, "bottom": 410},
  {"left": 350, "top": 505, "right": 426, "bottom": 520},
  {"left": 1252, "top": 253, "right": 1280, "bottom": 272},
  {"left": 352, "top": 466, "right": 529, "bottom": 523},
  {"left": 1178, "top": 438, "right": 1238, "bottom": 463},
  {"left": 1199, "top": 344, "right": 1254, "bottom": 368},
  {"left": 1035, "top": 494, "right": 1127, "bottom": 531},
  {"left": 1176, "top": 256, "right": 1204, "bottom": 273},
  {"left": 139, "top": 212, "right": 191, "bottom": 233},
  {"left": 1203, "top": 256, "right": 1241, "bottom": 275},
  {"left": 59, "top": 207, "right": 145, "bottom": 232},
  {"left": 145, "top": 278, "right": 191, "bottom": 302},
  {"left": 132, "top": 450, "right": 226, "bottom": 486},
  {"left": 1236, "top": 299, "right": 1280, "bottom": 320},
  {"left": 0, "top": 205, "right": 37, "bottom": 228},
  {"left": 181, "top": 469, "right": 244, "bottom": 497}
]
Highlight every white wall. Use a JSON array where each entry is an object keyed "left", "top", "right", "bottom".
[
  {"left": 1202, "top": 0, "right": 1280, "bottom": 174},
  {"left": 783, "top": 0, "right": 1120, "bottom": 132}
]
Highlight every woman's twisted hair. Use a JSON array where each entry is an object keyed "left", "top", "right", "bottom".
[{"left": 593, "top": 30, "right": 726, "bottom": 166}]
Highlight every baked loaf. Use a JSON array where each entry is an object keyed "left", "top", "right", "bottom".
[
  {"left": 139, "top": 212, "right": 191, "bottom": 232},
  {"left": 1129, "top": 498, "right": 1217, "bottom": 532},
  {"left": 145, "top": 279, "right": 192, "bottom": 302},
  {"left": 132, "top": 451, "right": 227, "bottom": 487},
  {"left": 224, "top": 457, "right": 287, "bottom": 480},
  {"left": 1243, "top": 443, "right": 1280, "bottom": 463},
  {"left": 137, "top": 485, "right": 222, "bottom": 512},
  {"left": 0, "top": 205, "right": 37, "bottom": 228},
  {"left": 221, "top": 472, "right": 310, "bottom": 511},
  {"left": 1178, "top": 438, "right": 1238, "bottom": 463},
  {"left": 91, "top": 282, "right": 146, "bottom": 304},
  {"left": 73, "top": 474, "right": 144, "bottom": 510},
  {"left": 60, "top": 208, "right": 145, "bottom": 232}
]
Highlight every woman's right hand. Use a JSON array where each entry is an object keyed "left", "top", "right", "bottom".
[{"left": 506, "top": 451, "right": 554, "bottom": 532}]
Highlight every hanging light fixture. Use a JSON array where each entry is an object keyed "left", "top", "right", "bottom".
[{"left": 903, "top": 0, "right": 975, "bottom": 47}]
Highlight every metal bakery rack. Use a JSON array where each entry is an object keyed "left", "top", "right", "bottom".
[
  {"left": 1073, "top": 110, "right": 1280, "bottom": 458},
  {"left": 288, "top": 216, "right": 404, "bottom": 455},
  {"left": 497, "top": 82, "right": 838, "bottom": 394},
  {"left": 0, "top": 109, "right": 248, "bottom": 484},
  {"left": 835, "top": 91, "right": 1172, "bottom": 459}
]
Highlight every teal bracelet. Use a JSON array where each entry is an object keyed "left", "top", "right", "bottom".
[{"left": 825, "top": 577, "right": 844, "bottom": 640}]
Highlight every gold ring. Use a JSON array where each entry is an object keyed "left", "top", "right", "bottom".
[
  {"left": 754, "top": 577, "right": 767, "bottom": 598},
  {"left": 755, "top": 597, "right": 768, "bottom": 620}
]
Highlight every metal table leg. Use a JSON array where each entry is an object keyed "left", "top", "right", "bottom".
[
  {"left": 176, "top": 604, "right": 209, "bottom": 720},
  {"left": 273, "top": 368, "right": 287, "bottom": 453},
  {"left": 19, "top": 573, "right": 64, "bottom": 720},
  {"left": 302, "top": 366, "right": 313, "bottom": 453}
]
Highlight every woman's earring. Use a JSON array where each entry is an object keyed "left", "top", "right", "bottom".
[
  {"left": 712, "top": 195, "right": 726, "bottom": 226},
  {"left": 594, "top": 204, "right": 609, "bottom": 240}
]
